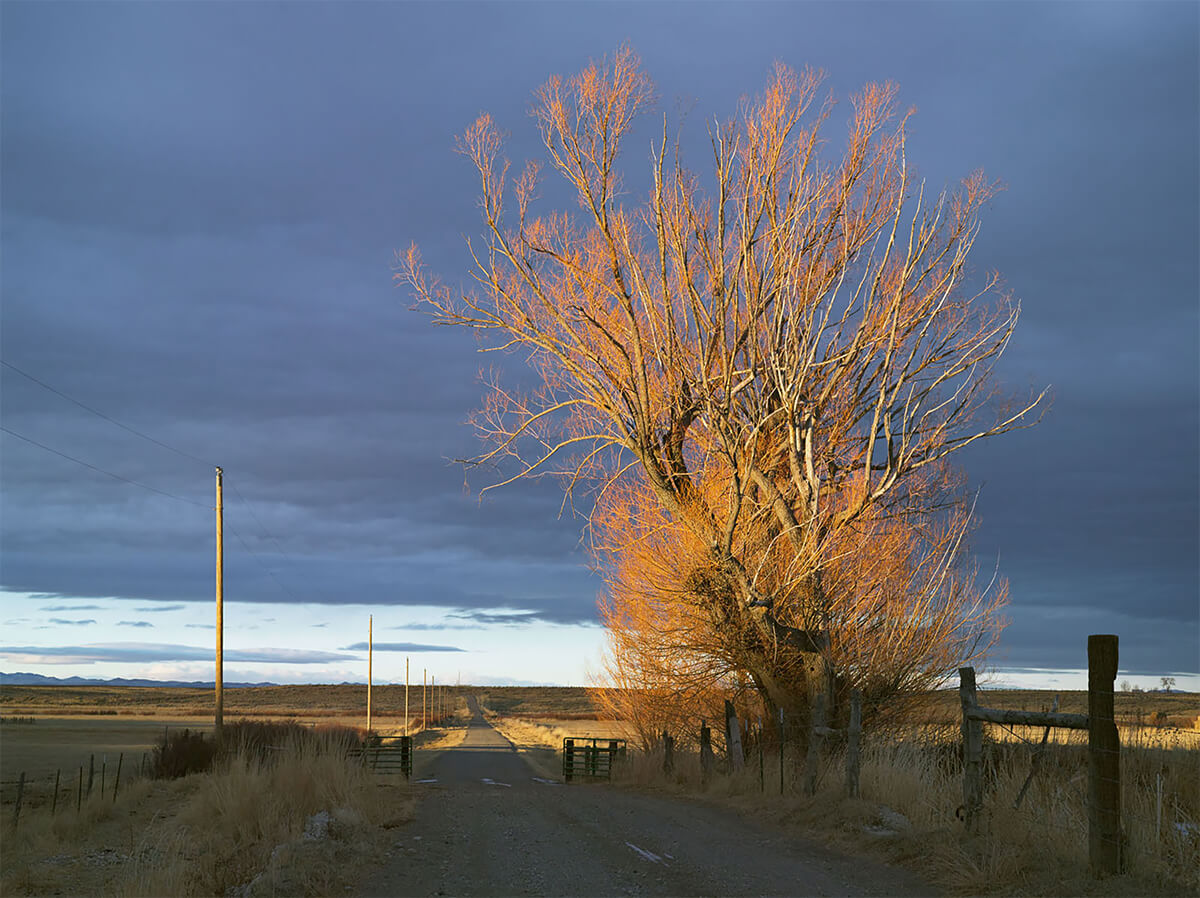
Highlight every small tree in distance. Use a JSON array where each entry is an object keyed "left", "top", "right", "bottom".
[{"left": 399, "top": 47, "right": 1044, "bottom": 735}]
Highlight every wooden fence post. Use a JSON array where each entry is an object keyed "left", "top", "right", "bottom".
[
  {"left": 699, "top": 722, "right": 714, "bottom": 783},
  {"left": 112, "top": 753, "right": 123, "bottom": 802},
  {"left": 77, "top": 766, "right": 82, "bottom": 813},
  {"left": 758, "top": 717, "right": 764, "bottom": 793},
  {"left": 804, "top": 693, "right": 826, "bottom": 795},
  {"left": 725, "top": 700, "right": 744, "bottom": 771},
  {"left": 87, "top": 754, "right": 94, "bottom": 799},
  {"left": 52, "top": 769, "right": 61, "bottom": 815},
  {"left": 11, "top": 772, "right": 25, "bottom": 829},
  {"left": 1088, "top": 634, "right": 1121, "bottom": 876},
  {"left": 847, "top": 690, "right": 862, "bottom": 798},
  {"left": 779, "top": 708, "right": 785, "bottom": 795},
  {"left": 959, "top": 667, "right": 983, "bottom": 834}
]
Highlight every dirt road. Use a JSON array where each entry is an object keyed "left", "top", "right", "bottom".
[{"left": 357, "top": 700, "right": 935, "bottom": 897}]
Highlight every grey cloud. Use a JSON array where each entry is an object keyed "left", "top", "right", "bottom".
[
  {"left": 116, "top": 621, "right": 153, "bottom": 628},
  {"left": 40, "top": 604, "right": 102, "bottom": 611},
  {"left": 1, "top": 1, "right": 1195, "bottom": 677},
  {"left": 48, "top": 618, "right": 95, "bottom": 626},
  {"left": 0, "top": 643, "right": 358, "bottom": 664},
  {"left": 340, "top": 642, "right": 465, "bottom": 653}
]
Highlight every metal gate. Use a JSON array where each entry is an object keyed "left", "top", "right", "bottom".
[
  {"left": 350, "top": 735, "right": 412, "bottom": 778},
  {"left": 562, "top": 737, "right": 626, "bottom": 782}
]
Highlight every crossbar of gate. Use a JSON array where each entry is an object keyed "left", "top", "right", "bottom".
[
  {"left": 348, "top": 736, "right": 412, "bottom": 779},
  {"left": 562, "top": 737, "right": 626, "bottom": 782},
  {"left": 959, "top": 634, "right": 1121, "bottom": 878}
]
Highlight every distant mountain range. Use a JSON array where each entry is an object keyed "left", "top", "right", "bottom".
[{"left": 0, "top": 672, "right": 279, "bottom": 688}]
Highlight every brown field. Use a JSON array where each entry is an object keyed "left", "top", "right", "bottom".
[{"left": 2, "top": 684, "right": 1197, "bottom": 895}]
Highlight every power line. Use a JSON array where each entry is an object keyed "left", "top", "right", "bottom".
[
  {"left": 0, "top": 358, "right": 213, "bottom": 467},
  {"left": 0, "top": 425, "right": 210, "bottom": 508},
  {"left": 228, "top": 477, "right": 296, "bottom": 563},
  {"left": 225, "top": 520, "right": 307, "bottom": 605}
]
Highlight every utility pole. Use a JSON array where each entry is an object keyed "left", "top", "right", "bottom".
[
  {"left": 405, "top": 657, "right": 410, "bottom": 737},
  {"left": 367, "top": 615, "right": 373, "bottom": 733},
  {"left": 423, "top": 668, "right": 427, "bottom": 730},
  {"left": 214, "top": 467, "right": 224, "bottom": 736}
]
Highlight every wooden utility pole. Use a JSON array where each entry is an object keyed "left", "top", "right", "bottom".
[
  {"left": 432, "top": 675, "right": 436, "bottom": 724},
  {"left": 423, "top": 668, "right": 427, "bottom": 730},
  {"left": 405, "top": 657, "right": 410, "bottom": 737},
  {"left": 367, "top": 615, "right": 373, "bottom": 733},
  {"left": 215, "top": 466, "right": 224, "bottom": 735}
]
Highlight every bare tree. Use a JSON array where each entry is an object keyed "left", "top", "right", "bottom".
[{"left": 400, "top": 47, "right": 1043, "bottom": 725}]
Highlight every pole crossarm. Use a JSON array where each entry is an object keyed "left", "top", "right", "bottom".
[{"left": 966, "top": 707, "right": 1089, "bottom": 730}]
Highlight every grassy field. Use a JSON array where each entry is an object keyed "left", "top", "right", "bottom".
[
  {"left": 3, "top": 683, "right": 1196, "bottom": 895},
  {"left": 0, "top": 724, "right": 412, "bottom": 897}
]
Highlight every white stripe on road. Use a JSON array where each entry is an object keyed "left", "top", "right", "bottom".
[
  {"left": 532, "top": 777, "right": 562, "bottom": 785},
  {"left": 626, "top": 842, "right": 665, "bottom": 864},
  {"left": 481, "top": 778, "right": 512, "bottom": 787}
]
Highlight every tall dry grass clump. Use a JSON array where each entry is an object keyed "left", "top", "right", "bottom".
[
  {"left": 126, "top": 723, "right": 407, "bottom": 896},
  {"left": 1, "top": 721, "right": 410, "bottom": 897}
]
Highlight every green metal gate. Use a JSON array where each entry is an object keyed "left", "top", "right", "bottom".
[{"left": 562, "top": 737, "right": 626, "bottom": 782}]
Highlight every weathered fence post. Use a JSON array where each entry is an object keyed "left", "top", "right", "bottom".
[
  {"left": 563, "top": 738, "right": 575, "bottom": 783},
  {"left": 699, "top": 722, "right": 714, "bottom": 783},
  {"left": 101, "top": 759, "right": 106, "bottom": 797},
  {"left": 804, "top": 693, "right": 826, "bottom": 795},
  {"left": 758, "top": 717, "right": 764, "bottom": 793},
  {"left": 779, "top": 708, "right": 785, "bottom": 795},
  {"left": 52, "top": 769, "right": 61, "bottom": 815},
  {"left": 76, "top": 766, "right": 82, "bottom": 812},
  {"left": 112, "top": 753, "right": 123, "bottom": 802},
  {"left": 725, "top": 700, "right": 744, "bottom": 771},
  {"left": 662, "top": 731, "right": 674, "bottom": 774},
  {"left": 1088, "top": 634, "right": 1121, "bottom": 876},
  {"left": 87, "top": 754, "right": 94, "bottom": 799},
  {"left": 11, "top": 772, "right": 25, "bottom": 829},
  {"left": 846, "top": 690, "right": 862, "bottom": 798},
  {"left": 959, "top": 666, "right": 983, "bottom": 834}
]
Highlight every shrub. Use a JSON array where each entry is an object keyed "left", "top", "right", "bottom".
[{"left": 152, "top": 728, "right": 217, "bottom": 779}]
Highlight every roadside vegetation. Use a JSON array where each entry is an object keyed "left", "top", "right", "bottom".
[
  {"left": 487, "top": 691, "right": 1200, "bottom": 896},
  {"left": 1, "top": 720, "right": 411, "bottom": 897}
]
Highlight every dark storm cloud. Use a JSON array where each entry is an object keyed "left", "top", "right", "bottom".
[
  {"left": 340, "top": 642, "right": 465, "bottom": 653},
  {"left": 2, "top": 2, "right": 1196, "bottom": 677}
]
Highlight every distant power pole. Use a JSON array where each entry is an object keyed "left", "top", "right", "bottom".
[
  {"left": 367, "top": 615, "right": 373, "bottom": 733},
  {"left": 423, "top": 668, "right": 427, "bottom": 730},
  {"left": 405, "top": 658, "right": 410, "bottom": 737},
  {"left": 214, "top": 466, "right": 224, "bottom": 736}
]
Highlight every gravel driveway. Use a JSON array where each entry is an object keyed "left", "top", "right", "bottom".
[{"left": 357, "top": 701, "right": 936, "bottom": 897}]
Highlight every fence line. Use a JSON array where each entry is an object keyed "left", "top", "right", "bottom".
[{"left": 959, "top": 634, "right": 1122, "bottom": 877}]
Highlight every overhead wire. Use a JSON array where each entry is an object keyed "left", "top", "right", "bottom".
[
  {"left": 1, "top": 358, "right": 213, "bottom": 467},
  {"left": 0, "top": 424, "right": 211, "bottom": 508},
  {"left": 2, "top": 357, "right": 310, "bottom": 600}
]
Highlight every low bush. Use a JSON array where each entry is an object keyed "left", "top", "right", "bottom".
[{"left": 152, "top": 728, "right": 217, "bottom": 779}]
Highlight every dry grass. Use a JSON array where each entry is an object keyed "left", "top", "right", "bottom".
[
  {"left": 604, "top": 720, "right": 1198, "bottom": 896},
  {"left": 1, "top": 728, "right": 413, "bottom": 897}
]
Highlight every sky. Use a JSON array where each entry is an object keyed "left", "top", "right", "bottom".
[{"left": 1, "top": 2, "right": 1196, "bottom": 691}]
